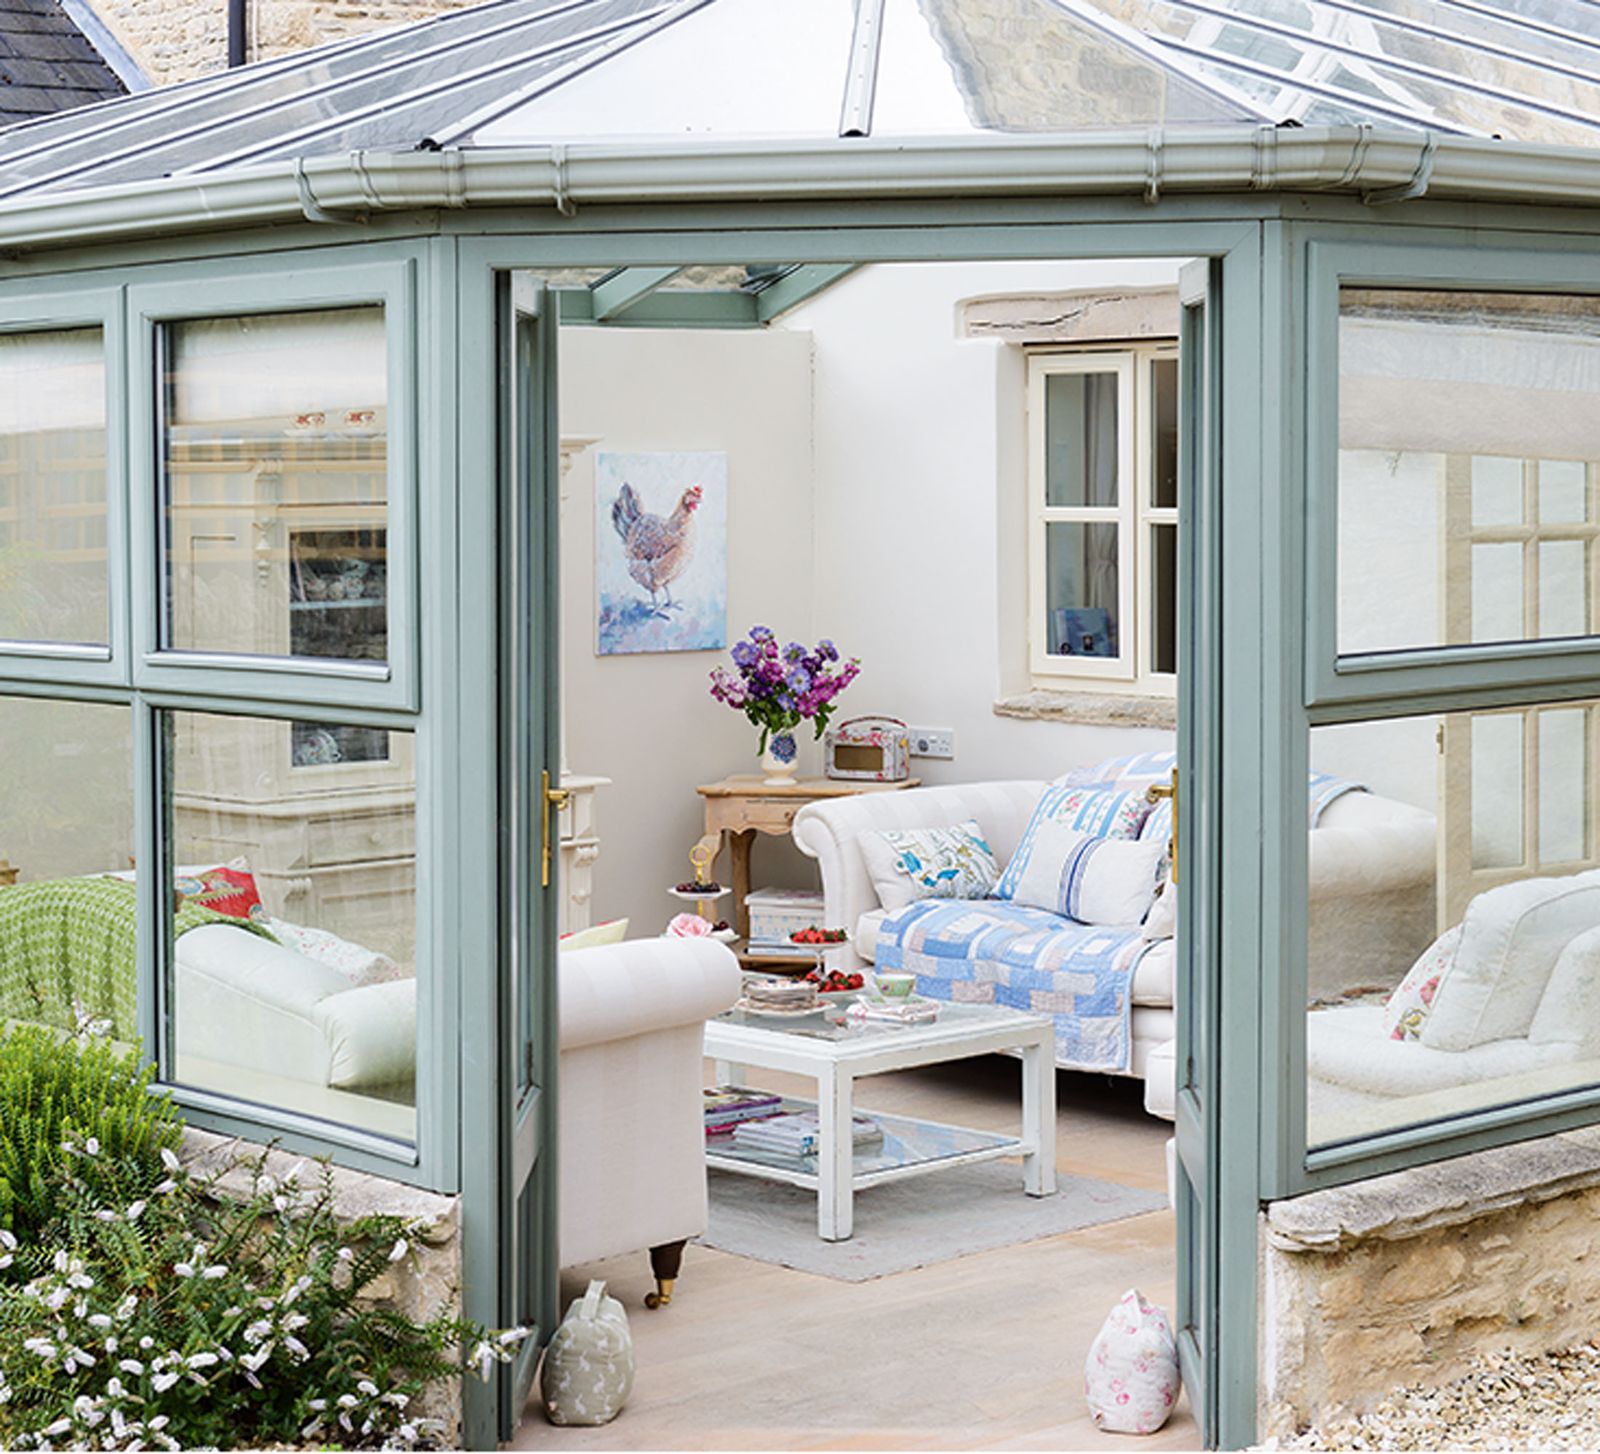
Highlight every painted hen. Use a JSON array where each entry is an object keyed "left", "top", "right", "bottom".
[{"left": 610, "top": 482, "right": 702, "bottom": 616}]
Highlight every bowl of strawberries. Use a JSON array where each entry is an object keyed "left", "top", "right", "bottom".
[{"left": 805, "top": 966, "right": 866, "bottom": 996}]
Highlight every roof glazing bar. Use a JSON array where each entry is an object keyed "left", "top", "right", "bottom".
[
  {"left": 590, "top": 266, "right": 684, "bottom": 319},
  {"left": 0, "top": 0, "right": 631, "bottom": 194},
  {"left": 1407, "top": 0, "right": 1600, "bottom": 67},
  {"left": 424, "top": 0, "right": 715, "bottom": 150},
  {"left": 1151, "top": 35, "right": 1477, "bottom": 132},
  {"left": 1163, "top": 0, "right": 1600, "bottom": 136},
  {"left": 1307, "top": 0, "right": 1600, "bottom": 76},
  {"left": 838, "top": 0, "right": 886, "bottom": 138}
]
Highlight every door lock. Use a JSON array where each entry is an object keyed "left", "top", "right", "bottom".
[
  {"left": 541, "top": 769, "right": 571, "bottom": 889},
  {"left": 1147, "top": 769, "right": 1178, "bottom": 883}
]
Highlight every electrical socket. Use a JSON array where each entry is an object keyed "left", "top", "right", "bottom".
[{"left": 908, "top": 726, "right": 955, "bottom": 760}]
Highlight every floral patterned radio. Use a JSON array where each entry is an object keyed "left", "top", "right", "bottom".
[{"left": 824, "top": 715, "right": 912, "bottom": 782}]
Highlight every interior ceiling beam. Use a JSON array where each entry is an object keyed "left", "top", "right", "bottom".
[
  {"left": 589, "top": 265, "right": 685, "bottom": 320},
  {"left": 755, "top": 264, "right": 858, "bottom": 323},
  {"left": 556, "top": 287, "right": 760, "bottom": 329}
]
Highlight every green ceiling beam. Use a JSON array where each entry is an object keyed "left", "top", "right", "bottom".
[
  {"left": 755, "top": 263, "right": 857, "bottom": 322},
  {"left": 588, "top": 265, "right": 684, "bottom": 320},
  {"left": 555, "top": 287, "right": 760, "bottom": 328}
]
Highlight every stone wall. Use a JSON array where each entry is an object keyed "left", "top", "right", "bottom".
[
  {"left": 1259, "top": 1128, "right": 1600, "bottom": 1441},
  {"left": 91, "top": 0, "right": 479, "bottom": 87},
  {"left": 180, "top": 1128, "right": 465, "bottom": 1439}
]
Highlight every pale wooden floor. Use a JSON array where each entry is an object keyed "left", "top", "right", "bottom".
[{"left": 515, "top": 1056, "right": 1197, "bottom": 1452}]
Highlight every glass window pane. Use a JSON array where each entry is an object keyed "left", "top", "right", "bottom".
[
  {"left": 1152, "top": 522, "right": 1177, "bottom": 675},
  {"left": 0, "top": 327, "right": 107, "bottom": 647},
  {"left": 1151, "top": 357, "right": 1179, "bottom": 510},
  {"left": 1471, "top": 455, "right": 1523, "bottom": 527},
  {"left": 1044, "top": 521, "right": 1119, "bottom": 658},
  {"left": 1539, "top": 540, "right": 1588, "bottom": 639},
  {"left": 1044, "top": 371, "right": 1119, "bottom": 508},
  {"left": 1307, "top": 701, "right": 1600, "bottom": 1149},
  {"left": 0, "top": 696, "right": 133, "bottom": 1037},
  {"left": 162, "top": 307, "right": 388, "bottom": 664},
  {"left": 1540, "top": 459, "right": 1587, "bottom": 524},
  {"left": 167, "top": 708, "right": 415, "bottom": 1142},
  {"left": 1338, "top": 289, "right": 1600, "bottom": 656}
]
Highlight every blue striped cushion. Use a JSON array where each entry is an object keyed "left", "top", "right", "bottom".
[{"left": 995, "top": 785, "right": 1153, "bottom": 901}]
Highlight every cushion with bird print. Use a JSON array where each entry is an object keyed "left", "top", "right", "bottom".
[{"left": 860, "top": 820, "right": 1001, "bottom": 912}]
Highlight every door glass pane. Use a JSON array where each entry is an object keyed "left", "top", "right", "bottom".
[
  {"left": 0, "top": 696, "right": 133, "bottom": 1036},
  {"left": 1338, "top": 289, "right": 1600, "bottom": 656},
  {"left": 0, "top": 327, "right": 107, "bottom": 647},
  {"left": 1540, "top": 459, "right": 1587, "bottom": 524},
  {"left": 1307, "top": 700, "right": 1600, "bottom": 1149},
  {"left": 1540, "top": 709, "right": 1588, "bottom": 865},
  {"left": 1152, "top": 522, "right": 1177, "bottom": 675},
  {"left": 1044, "top": 371, "right": 1119, "bottom": 507},
  {"left": 1471, "top": 455, "right": 1522, "bottom": 527},
  {"left": 162, "top": 306, "right": 388, "bottom": 663},
  {"left": 1151, "top": 357, "right": 1179, "bottom": 509},
  {"left": 1044, "top": 521, "right": 1119, "bottom": 658},
  {"left": 1540, "top": 541, "right": 1588, "bottom": 639},
  {"left": 166, "top": 708, "right": 415, "bottom": 1142},
  {"left": 1471, "top": 541, "right": 1524, "bottom": 643}
]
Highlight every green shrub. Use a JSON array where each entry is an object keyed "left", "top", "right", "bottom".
[{"left": 0, "top": 1023, "right": 180, "bottom": 1239}]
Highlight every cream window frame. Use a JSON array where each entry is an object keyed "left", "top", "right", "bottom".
[{"left": 1027, "top": 344, "right": 1178, "bottom": 691}]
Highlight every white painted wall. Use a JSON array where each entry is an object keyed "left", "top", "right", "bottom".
[
  {"left": 559, "top": 325, "right": 819, "bottom": 931},
  {"left": 784, "top": 259, "right": 1186, "bottom": 787}
]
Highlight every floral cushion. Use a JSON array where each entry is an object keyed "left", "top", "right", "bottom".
[
  {"left": 176, "top": 866, "right": 265, "bottom": 923},
  {"left": 1382, "top": 924, "right": 1462, "bottom": 1042},
  {"left": 265, "top": 915, "right": 406, "bottom": 987},
  {"left": 994, "top": 785, "right": 1152, "bottom": 901},
  {"left": 860, "top": 820, "right": 1000, "bottom": 911}
]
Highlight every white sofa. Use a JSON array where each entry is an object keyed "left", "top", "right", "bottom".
[{"left": 793, "top": 777, "right": 1437, "bottom": 1109}]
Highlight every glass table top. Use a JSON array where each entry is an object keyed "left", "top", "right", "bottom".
[
  {"left": 715, "top": 996, "right": 1046, "bottom": 1045},
  {"left": 704, "top": 1095, "right": 1020, "bottom": 1180}
]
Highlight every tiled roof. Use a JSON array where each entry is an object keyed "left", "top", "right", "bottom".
[{"left": 0, "top": 0, "right": 124, "bottom": 128}]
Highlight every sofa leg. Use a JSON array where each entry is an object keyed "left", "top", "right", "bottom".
[{"left": 645, "top": 1240, "right": 686, "bottom": 1309}]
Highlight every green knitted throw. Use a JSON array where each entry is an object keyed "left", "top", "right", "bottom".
[{"left": 0, "top": 877, "right": 274, "bottom": 1041}]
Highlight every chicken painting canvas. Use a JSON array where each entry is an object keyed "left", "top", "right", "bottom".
[{"left": 595, "top": 451, "right": 727, "bottom": 655}]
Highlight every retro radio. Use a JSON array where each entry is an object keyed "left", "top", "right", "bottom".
[{"left": 823, "top": 715, "right": 911, "bottom": 783}]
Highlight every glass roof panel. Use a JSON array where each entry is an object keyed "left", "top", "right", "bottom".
[
  {"left": 868, "top": 0, "right": 1259, "bottom": 134},
  {"left": 467, "top": 0, "right": 858, "bottom": 145}
]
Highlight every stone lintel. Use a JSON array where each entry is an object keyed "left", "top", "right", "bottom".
[
  {"left": 962, "top": 286, "right": 1180, "bottom": 345},
  {"left": 1267, "top": 1127, "right": 1600, "bottom": 1252}
]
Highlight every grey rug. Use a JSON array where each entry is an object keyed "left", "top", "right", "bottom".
[{"left": 700, "top": 1162, "right": 1167, "bottom": 1282}]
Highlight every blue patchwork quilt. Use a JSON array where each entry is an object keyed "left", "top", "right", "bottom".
[{"left": 872, "top": 899, "right": 1154, "bottom": 1074}]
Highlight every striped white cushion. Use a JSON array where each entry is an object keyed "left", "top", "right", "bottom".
[
  {"left": 995, "top": 785, "right": 1153, "bottom": 901},
  {"left": 1006, "top": 822, "right": 1166, "bottom": 926}
]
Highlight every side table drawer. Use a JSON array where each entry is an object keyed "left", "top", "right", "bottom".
[
  {"left": 720, "top": 798, "right": 800, "bottom": 834},
  {"left": 307, "top": 808, "right": 415, "bottom": 866}
]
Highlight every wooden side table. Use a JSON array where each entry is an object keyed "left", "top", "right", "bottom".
[{"left": 695, "top": 775, "right": 921, "bottom": 951}]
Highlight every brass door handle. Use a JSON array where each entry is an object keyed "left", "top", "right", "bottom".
[
  {"left": 541, "top": 770, "right": 571, "bottom": 889},
  {"left": 1146, "top": 769, "right": 1178, "bottom": 883}
]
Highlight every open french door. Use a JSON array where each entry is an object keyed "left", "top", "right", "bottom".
[
  {"left": 1173, "top": 255, "right": 1225, "bottom": 1448},
  {"left": 494, "top": 272, "right": 563, "bottom": 1438}
]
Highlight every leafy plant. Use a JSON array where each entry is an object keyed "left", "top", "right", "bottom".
[
  {"left": 0, "top": 1141, "right": 524, "bottom": 1450},
  {"left": 0, "top": 1022, "right": 180, "bottom": 1240}
]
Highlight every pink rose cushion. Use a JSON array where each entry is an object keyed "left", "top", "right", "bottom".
[
  {"left": 1382, "top": 924, "right": 1463, "bottom": 1042},
  {"left": 1085, "top": 1288, "right": 1180, "bottom": 1435}
]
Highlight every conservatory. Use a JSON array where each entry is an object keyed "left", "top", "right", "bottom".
[{"left": 8, "top": 0, "right": 1600, "bottom": 1445}]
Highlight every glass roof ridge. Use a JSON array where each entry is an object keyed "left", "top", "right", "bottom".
[
  {"left": 1157, "top": 0, "right": 1600, "bottom": 138},
  {"left": 182, "top": 3, "right": 670, "bottom": 178},
  {"left": 434, "top": 0, "right": 716, "bottom": 150},
  {"left": 1044, "top": 0, "right": 1273, "bottom": 123},
  {"left": 0, "top": 0, "right": 652, "bottom": 199}
]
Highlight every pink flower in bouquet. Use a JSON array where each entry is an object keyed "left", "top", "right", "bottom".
[{"left": 666, "top": 913, "right": 713, "bottom": 938}]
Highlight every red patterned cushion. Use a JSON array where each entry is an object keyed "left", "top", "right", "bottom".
[{"left": 177, "top": 866, "right": 264, "bottom": 922}]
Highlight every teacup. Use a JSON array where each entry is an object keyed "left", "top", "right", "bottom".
[{"left": 874, "top": 972, "right": 916, "bottom": 999}]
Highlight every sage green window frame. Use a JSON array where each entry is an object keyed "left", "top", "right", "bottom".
[
  {"left": 127, "top": 250, "right": 420, "bottom": 712},
  {"left": 0, "top": 243, "right": 454, "bottom": 1191},
  {"left": 1269, "top": 226, "right": 1600, "bottom": 1198},
  {"left": 0, "top": 284, "right": 126, "bottom": 686}
]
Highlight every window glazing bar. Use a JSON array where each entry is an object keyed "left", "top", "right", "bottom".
[{"left": 838, "top": 0, "right": 886, "bottom": 139}]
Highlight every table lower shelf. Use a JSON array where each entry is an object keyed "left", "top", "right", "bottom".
[{"left": 705, "top": 1094, "right": 1026, "bottom": 1190}]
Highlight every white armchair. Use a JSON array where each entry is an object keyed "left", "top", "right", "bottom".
[{"left": 557, "top": 936, "right": 741, "bottom": 1306}]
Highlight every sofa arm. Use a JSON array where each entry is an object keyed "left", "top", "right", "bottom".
[
  {"left": 793, "top": 781, "right": 1043, "bottom": 963},
  {"left": 1310, "top": 793, "right": 1437, "bottom": 899},
  {"left": 560, "top": 937, "right": 741, "bottom": 1052}
]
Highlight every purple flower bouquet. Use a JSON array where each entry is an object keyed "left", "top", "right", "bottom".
[{"left": 709, "top": 627, "right": 861, "bottom": 757}]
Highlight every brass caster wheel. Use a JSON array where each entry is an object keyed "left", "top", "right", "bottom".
[{"left": 644, "top": 1279, "right": 675, "bottom": 1310}]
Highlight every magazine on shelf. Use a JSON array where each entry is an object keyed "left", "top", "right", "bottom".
[
  {"left": 703, "top": 1086, "right": 784, "bottom": 1134},
  {"left": 729, "top": 1110, "right": 882, "bottom": 1156}
]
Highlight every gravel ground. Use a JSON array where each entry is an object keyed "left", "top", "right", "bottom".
[{"left": 1271, "top": 1343, "right": 1600, "bottom": 1451}]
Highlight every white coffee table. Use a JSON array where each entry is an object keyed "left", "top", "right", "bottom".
[{"left": 703, "top": 999, "right": 1057, "bottom": 1241}]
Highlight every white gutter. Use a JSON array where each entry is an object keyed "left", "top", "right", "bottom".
[{"left": 2, "top": 126, "right": 1599, "bottom": 256}]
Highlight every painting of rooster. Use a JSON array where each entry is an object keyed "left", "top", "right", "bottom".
[{"left": 595, "top": 451, "right": 727, "bottom": 655}]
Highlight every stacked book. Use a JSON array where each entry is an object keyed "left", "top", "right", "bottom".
[
  {"left": 730, "top": 1109, "right": 882, "bottom": 1157},
  {"left": 703, "top": 1086, "right": 784, "bottom": 1137}
]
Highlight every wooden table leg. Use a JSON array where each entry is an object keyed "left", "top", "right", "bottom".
[{"left": 731, "top": 829, "right": 755, "bottom": 938}]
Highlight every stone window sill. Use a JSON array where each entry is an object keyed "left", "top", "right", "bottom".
[{"left": 993, "top": 688, "right": 1176, "bottom": 730}]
